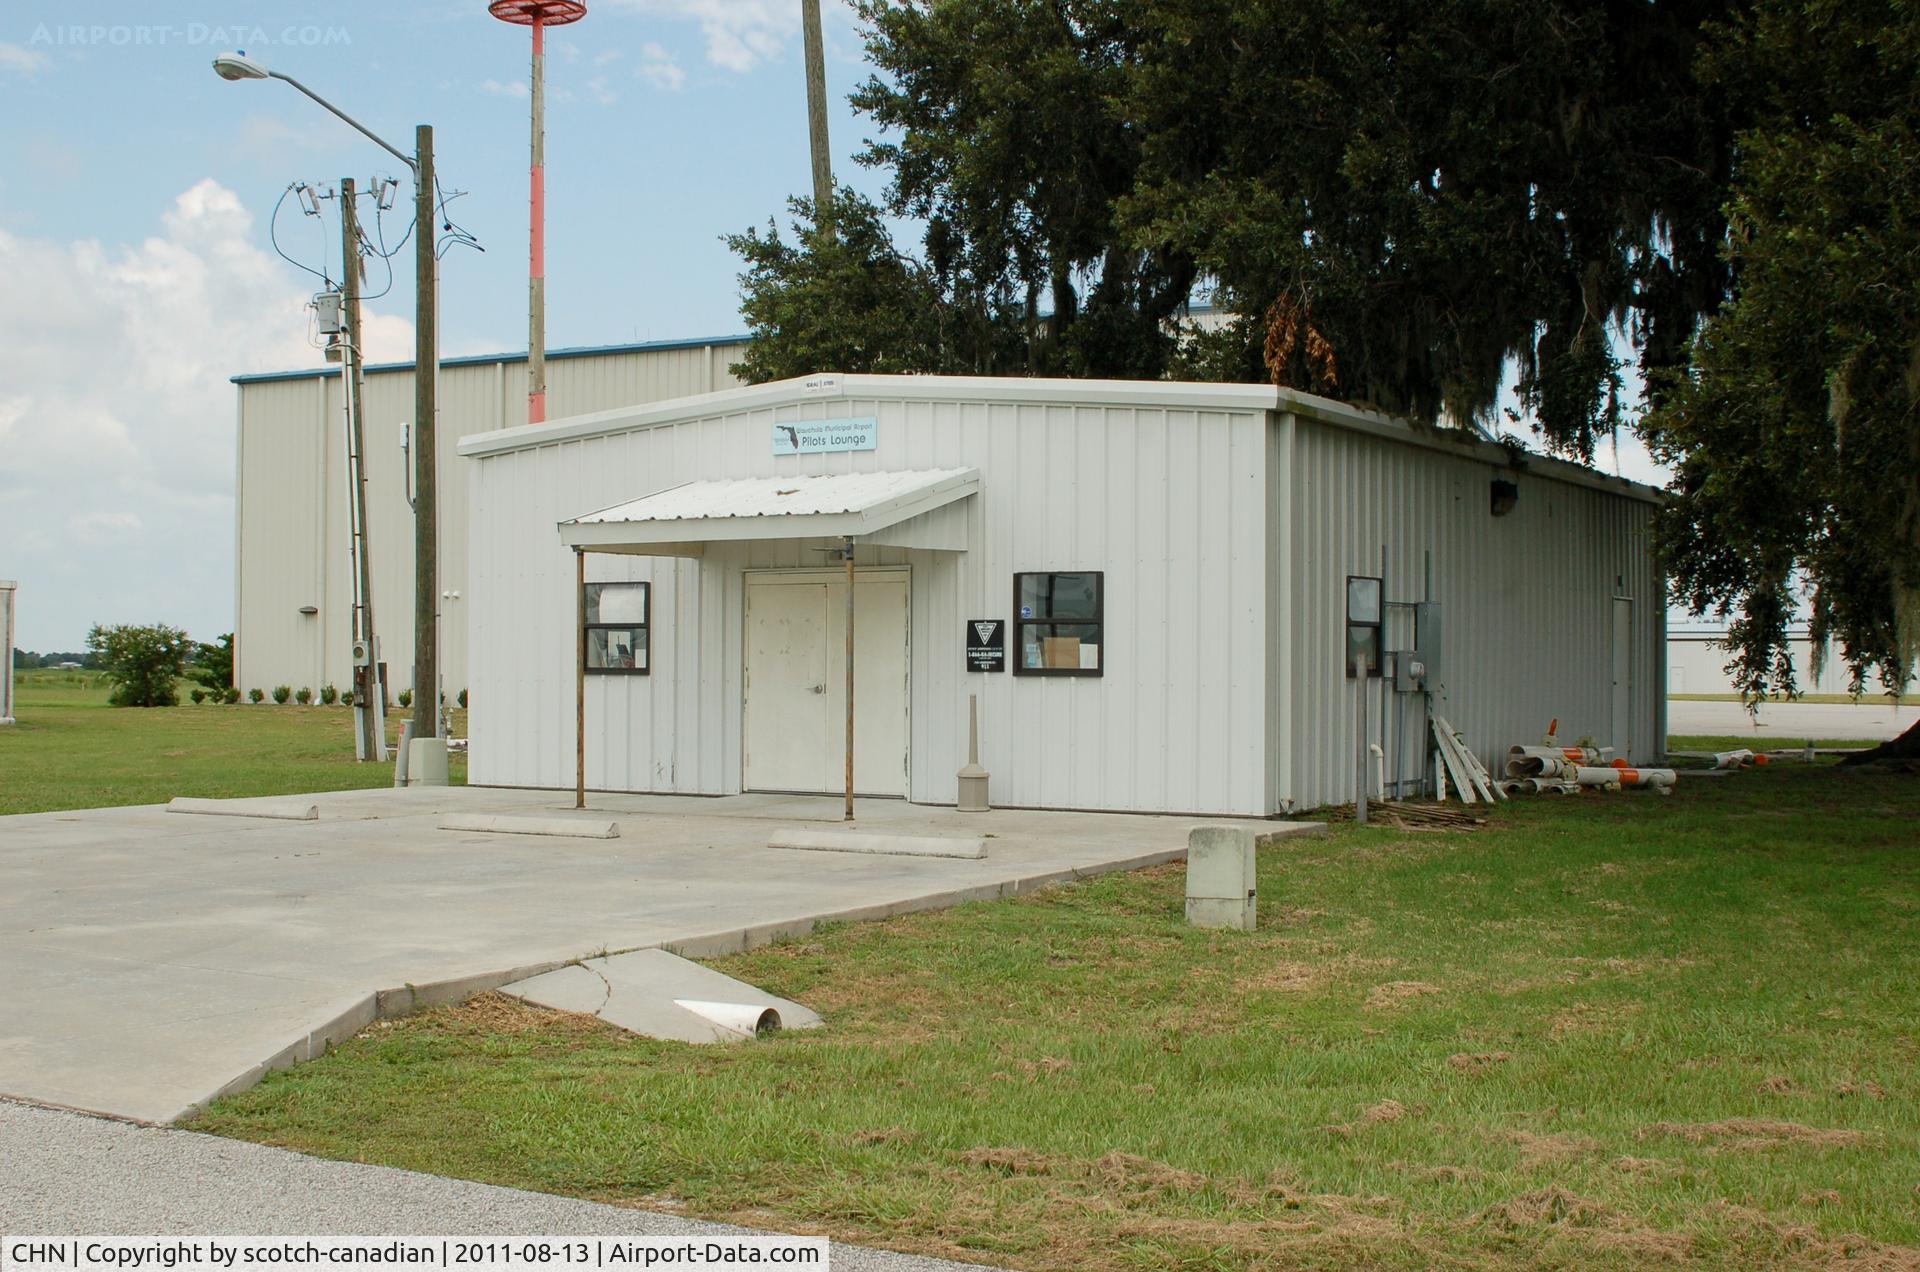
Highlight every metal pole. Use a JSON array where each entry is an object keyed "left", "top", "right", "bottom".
[
  {"left": 340, "top": 178, "right": 380, "bottom": 763},
  {"left": 801, "top": 0, "right": 833, "bottom": 232},
  {"left": 527, "top": 17, "right": 548, "bottom": 424},
  {"left": 1355, "top": 661, "right": 1370, "bottom": 822},
  {"left": 576, "top": 548, "right": 586, "bottom": 810},
  {"left": 412, "top": 124, "right": 438, "bottom": 740},
  {"left": 843, "top": 536, "right": 855, "bottom": 822}
]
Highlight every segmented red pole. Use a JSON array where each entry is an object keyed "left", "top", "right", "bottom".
[{"left": 528, "top": 14, "right": 547, "bottom": 423}]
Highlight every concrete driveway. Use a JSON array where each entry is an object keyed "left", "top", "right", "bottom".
[
  {"left": 0, "top": 787, "right": 1296, "bottom": 1124},
  {"left": 1667, "top": 697, "right": 1911, "bottom": 742}
]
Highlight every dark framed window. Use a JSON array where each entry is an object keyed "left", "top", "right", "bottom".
[
  {"left": 585, "top": 582, "right": 649, "bottom": 674},
  {"left": 1014, "top": 571, "right": 1103, "bottom": 676},
  {"left": 1345, "top": 574, "right": 1382, "bottom": 677}
]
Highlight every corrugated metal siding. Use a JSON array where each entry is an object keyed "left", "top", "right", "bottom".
[
  {"left": 233, "top": 340, "right": 748, "bottom": 696},
  {"left": 467, "top": 395, "right": 1272, "bottom": 814},
  {"left": 1280, "top": 411, "right": 1662, "bottom": 810}
]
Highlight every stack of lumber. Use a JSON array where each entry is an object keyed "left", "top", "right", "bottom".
[{"left": 1432, "top": 715, "right": 1504, "bottom": 804}]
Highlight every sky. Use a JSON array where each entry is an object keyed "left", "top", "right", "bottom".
[{"left": 0, "top": 2, "right": 1673, "bottom": 651}]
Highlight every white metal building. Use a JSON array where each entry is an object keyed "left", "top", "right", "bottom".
[
  {"left": 1668, "top": 625, "right": 1892, "bottom": 697},
  {"left": 230, "top": 334, "right": 749, "bottom": 700},
  {"left": 460, "top": 374, "right": 1664, "bottom": 815}
]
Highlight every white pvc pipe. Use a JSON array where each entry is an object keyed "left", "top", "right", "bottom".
[
  {"left": 674, "top": 1000, "right": 782, "bottom": 1040},
  {"left": 1574, "top": 765, "right": 1676, "bottom": 789}
]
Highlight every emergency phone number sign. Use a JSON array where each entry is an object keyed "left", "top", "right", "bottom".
[{"left": 966, "top": 619, "right": 1006, "bottom": 672}]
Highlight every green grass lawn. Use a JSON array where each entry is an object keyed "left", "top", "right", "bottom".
[
  {"left": 196, "top": 762, "right": 1920, "bottom": 1270},
  {"left": 0, "top": 669, "right": 464, "bottom": 816}
]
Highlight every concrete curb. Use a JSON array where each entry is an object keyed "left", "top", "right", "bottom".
[
  {"left": 438, "top": 813, "right": 620, "bottom": 839},
  {"left": 167, "top": 797, "right": 319, "bottom": 821},
  {"left": 767, "top": 828, "right": 988, "bottom": 859}
]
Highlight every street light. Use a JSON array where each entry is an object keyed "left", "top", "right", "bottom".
[{"left": 213, "top": 51, "right": 447, "bottom": 783}]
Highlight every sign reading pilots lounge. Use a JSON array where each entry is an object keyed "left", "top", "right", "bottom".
[
  {"left": 966, "top": 619, "right": 1006, "bottom": 672},
  {"left": 772, "top": 417, "right": 878, "bottom": 456}
]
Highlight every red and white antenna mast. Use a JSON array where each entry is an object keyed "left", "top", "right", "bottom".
[{"left": 489, "top": 0, "right": 587, "bottom": 425}]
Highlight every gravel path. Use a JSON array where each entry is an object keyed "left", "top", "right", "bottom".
[{"left": 0, "top": 1099, "right": 985, "bottom": 1272}]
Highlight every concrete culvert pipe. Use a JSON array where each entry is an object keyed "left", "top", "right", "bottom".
[{"left": 674, "top": 999, "right": 782, "bottom": 1039}]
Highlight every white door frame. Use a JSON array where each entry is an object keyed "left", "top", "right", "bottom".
[{"left": 741, "top": 566, "right": 912, "bottom": 797}]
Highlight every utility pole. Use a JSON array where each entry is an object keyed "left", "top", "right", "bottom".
[
  {"left": 413, "top": 123, "right": 439, "bottom": 744},
  {"left": 489, "top": 1, "right": 587, "bottom": 425},
  {"left": 338, "top": 178, "right": 383, "bottom": 762},
  {"left": 801, "top": 0, "right": 833, "bottom": 233}
]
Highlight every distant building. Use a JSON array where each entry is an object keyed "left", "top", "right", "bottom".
[
  {"left": 230, "top": 334, "right": 750, "bottom": 700},
  {"left": 1668, "top": 624, "right": 1893, "bottom": 697}
]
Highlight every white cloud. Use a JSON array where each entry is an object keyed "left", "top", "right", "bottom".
[
  {"left": 479, "top": 78, "right": 531, "bottom": 99},
  {"left": 0, "top": 41, "right": 48, "bottom": 74},
  {"left": 593, "top": 47, "right": 624, "bottom": 68},
  {"left": 604, "top": 0, "right": 856, "bottom": 73},
  {"left": 0, "top": 180, "right": 412, "bottom": 649},
  {"left": 585, "top": 74, "right": 618, "bottom": 105},
  {"left": 636, "top": 42, "right": 685, "bottom": 92}
]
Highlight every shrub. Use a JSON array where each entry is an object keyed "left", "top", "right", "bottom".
[
  {"left": 295, "top": 687, "right": 313, "bottom": 705},
  {"left": 190, "top": 633, "right": 234, "bottom": 693},
  {"left": 319, "top": 684, "right": 338, "bottom": 706},
  {"left": 190, "top": 688, "right": 207, "bottom": 705},
  {"left": 398, "top": 689, "right": 413, "bottom": 709},
  {"left": 457, "top": 688, "right": 468, "bottom": 709},
  {"left": 248, "top": 688, "right": 264, "bottom": 704},
  {"left": 224, "top": 687, "right": 241, "bottom": 704},
  {"left": 86, "top": 623, "right": 192, "bottom": 708},
  {"left": 271, "top": 685, "right": 291, "bottom": 705},
  {"left": 340, "top": 690, "right": 356, "bottom": 707}
]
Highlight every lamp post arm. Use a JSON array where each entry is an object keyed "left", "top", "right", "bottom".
[{"left": 268, "top": 71, "right": 416, "bottom": 172}]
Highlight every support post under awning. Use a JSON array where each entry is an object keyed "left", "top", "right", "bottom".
[
  {"left": 575, "top": 547, "right": 586, "bottom": 810},
  {"left": 843, "top": 535, "right": 855, "bottom": 822}
]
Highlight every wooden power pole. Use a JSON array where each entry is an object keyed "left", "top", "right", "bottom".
[
  {"left": 801, "top": 0, "right": 833, "bottom": 231},
  {"left": 338, "top": 178, "right": 382, "bottom": 762},
  {"left": 413, "top": 123, "right": 439, "bottom": 741}
]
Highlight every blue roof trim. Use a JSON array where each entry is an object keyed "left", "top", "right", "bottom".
[{"left": 229, "top": 332, "right": 753, "bottom": 385}]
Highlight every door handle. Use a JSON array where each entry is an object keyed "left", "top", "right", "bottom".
[{"left": 810, "top": 684, "right": 826, "bottom": 694}]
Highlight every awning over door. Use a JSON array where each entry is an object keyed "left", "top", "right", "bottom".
[{"left": 559, "top": 468, "right": 979, "bottom": 555}]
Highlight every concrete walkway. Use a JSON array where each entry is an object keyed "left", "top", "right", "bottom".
[
  {"left": 1667, "top": 697, "right": 1911, "bottom": 742},
  {"left": 0, "top": 787, "right": 1313, "bottom": 1123},
  {"left": 0, "top": 1098, "right": 984, "bottom": 1270}
]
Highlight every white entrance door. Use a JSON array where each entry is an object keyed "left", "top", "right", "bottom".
[
  {"left": 1611, "top": 597, "right": 1634, "bottom": 759},
  {"left": 745, "top": 571, "right": 910, "bottom": 796}
]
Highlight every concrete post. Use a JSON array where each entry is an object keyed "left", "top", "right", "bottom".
[
  {"left": 1186, "top": 826, "right": 1256, "bottom": 931},
  {"left": 0, "top": 580, "right": 15, "bottom": 725},
  {"left": 957, "top": 693, "right": 990, "bottom": 812}
]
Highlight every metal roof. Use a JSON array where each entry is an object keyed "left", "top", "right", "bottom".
[
  {"left": 461, "top": 372, "right": 1663, "bottom": 506},
  {"left": 559, "top": 468, "right": 979, "bottom": 552},
  {"left": 229, "top": 332, "right": 752, "bottom": 386}
]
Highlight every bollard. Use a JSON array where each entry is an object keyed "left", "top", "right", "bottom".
[{"left": 1186, "top": 826, "right": 1257, "bottom": 931}]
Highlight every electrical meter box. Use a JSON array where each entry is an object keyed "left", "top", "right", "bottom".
[{"left": 1413, "top": 602, "right": 1443, "bottom": 694}]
